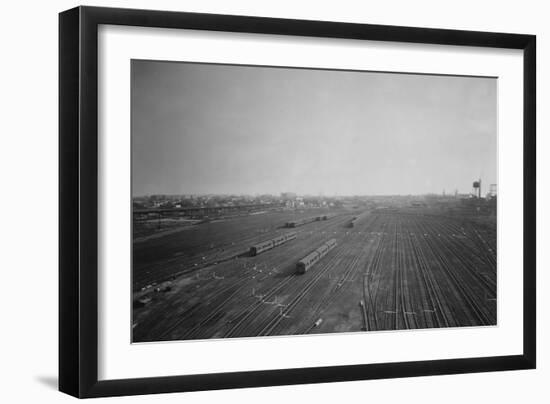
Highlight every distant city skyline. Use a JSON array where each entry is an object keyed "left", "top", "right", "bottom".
[
  {"left": 133, "top": 190, "right": 487, "bottom": 198},
  {"left": 132, "top": 61, "right": 497, "bottom": 197}
]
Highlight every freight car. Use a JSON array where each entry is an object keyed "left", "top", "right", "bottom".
[
  {"left": 296, "top": 238, "right": 337, "bottom": 274},
  {"left": 249, "top": 232, "right": 297, "bottom": 256}
]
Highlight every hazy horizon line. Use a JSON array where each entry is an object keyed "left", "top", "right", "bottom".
[{"left": 133, "top": 191, "right": 481, "bottom": 198}]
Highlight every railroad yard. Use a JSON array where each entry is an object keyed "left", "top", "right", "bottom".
[{"left": 132, "top": 205, "right": 497, "bottom": 342}]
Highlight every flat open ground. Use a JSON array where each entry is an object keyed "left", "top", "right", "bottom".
[{"left": 132, "top": 208, "right": 496, "bottom": 342}]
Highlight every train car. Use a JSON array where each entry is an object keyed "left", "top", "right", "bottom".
[
  {"left": 273, "top": 235, "right": 286, "bottom": 246},
  {"left": 284, "top": 232, "right": 297, "bottom": 241},
  {"left": 296, "top": 251, "right": 320, "bottom": 274},
  {"left": 286, "top": 217, "right": 316, "bottom": 228},
  {"left": 325, "top": 238, "right": 337, "bottom": 249},
  {"left": 315, "top": 243, "right": 329, "bottom": 255},
  {"left": 296, "top": 238, "right": 337, "bottom": 274},
  {"left": 249, "top": 239, "right": 274, "bottom": 256},
  {"left": 250, "top": 232, "right": 297, "bottom": 256}
]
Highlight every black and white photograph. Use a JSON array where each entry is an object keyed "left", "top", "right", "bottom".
[
  {"left": 1, "top": 0, "right": 543, "bottom": 401},
  {"left": 131, "top": 60, "right": 497, "bottom": 343}
]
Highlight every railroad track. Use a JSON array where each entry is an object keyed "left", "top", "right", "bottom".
[
  {"left": 427, "top": 217, "right": 497, "bottom": 272},
  {"left": 298, "top": 217, "right": 379, "bottom": 333},
  {"left": 136, "top": 210, "right": 497, "bottom": 341},
  {"left": 406, "top": 223, "right": 450, "bottom": 328},
  {"left": 152, "top": 274, "right": 252, "bottom": 340},
  {"left": 162, "top": 214, "right": 355, "bottom": 340},
  {"left": 396, "top": 222, "right": 414, "bottom": 329},
  {"left": 360, "top": 212, "right": 495, "bottom": 331},
  {"left": 133, "top": 211, "right": 350, "bottom": 290},
  {"left": 135, "top": 212, "right": 353, "bottom": 292},
  {"left": 362, "top": 217, "right": 388, "bottom": 330},
  {"left": 255, "top": 243, "right": 352, "bottom": 337},
  {"left": 414, "top": 219, "right": 494, "bottom": 326},
  {"left": 222, "top": 273, "right": 298, "bottom": 338},
  {"left": 422, "top": 217, "right": 497, "bottom": 300}
]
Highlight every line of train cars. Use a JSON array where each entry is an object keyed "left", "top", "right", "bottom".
[
  {"left": 285, "top": 214, "right": 332, "bottom": 228},
  {"left": 249, "top": 232, "right": 297, "bottom": 256},
  {"left": 296, "top": 238, "right": 337, "bottom": 274},
  {"left": 250, "top": 215, "right": 338, "bottom": 274}
]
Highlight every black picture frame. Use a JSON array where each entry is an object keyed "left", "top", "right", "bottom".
[{"left": 59, "top": 5, "right": 536, "bottom": 398}]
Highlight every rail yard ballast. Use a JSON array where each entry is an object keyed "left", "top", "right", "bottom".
[
  {"left": 296, "top": 238, "right": 337, "bottom": 274},
  {"left": 133, "top": 197, "right": 497, "bottom": 342},
  {"left": 249, "top": 232, "right": 297, "bottom": 256}
]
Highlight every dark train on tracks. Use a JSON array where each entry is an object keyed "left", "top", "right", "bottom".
[
  {"left": 285, "top": 214, "right": 332, "bottom": 228},
  {"left": 347, "top": 211, "right": 370, "bottom": 228},
  {"left": 249, "top": 232, "right": 297, "bottom": 256},
  {"left": 296, "top": 238, "right": 337, "bottom": 274}
]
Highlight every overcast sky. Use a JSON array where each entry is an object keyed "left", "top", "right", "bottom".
[{"left": 132, "top": 60, "right": 496, "bottom": 197}]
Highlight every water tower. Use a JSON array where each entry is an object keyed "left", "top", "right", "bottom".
[{"left": 472, "top": 179, "right": 481, "bottom": 198}]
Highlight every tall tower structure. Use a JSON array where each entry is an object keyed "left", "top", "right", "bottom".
[{"left": 472, "top": 179, "right": 481, "bottom": 198}]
